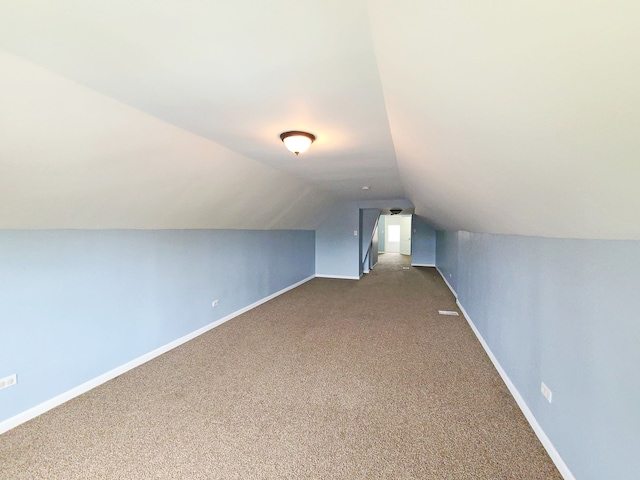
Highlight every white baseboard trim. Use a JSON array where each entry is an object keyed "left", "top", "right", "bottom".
[
  {"left": 0, "top": 275, "right": 315, "bottom": 435},
  {"left": 455, "top": 301, "right": 576, "bottom": 480},
  {"left": 435, "top": 268, "right": 575, "bottom": 480},
  {"left": 411, "top": 263, "right": 435, "bottom": 267},
  {"left": 315, "top": 274, "right": 360, "bottom": 280},
  {"left": 435, "top": 266, "right": 458, "bottom": 298}
]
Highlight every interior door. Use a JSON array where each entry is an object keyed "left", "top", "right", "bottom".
[{"left": 400, "top": 215, "right": 412, "bottom": 255}]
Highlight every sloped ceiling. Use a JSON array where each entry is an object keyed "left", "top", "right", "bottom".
[
  {"left": 368, "top": 0, "right": 640, "bottom": 239},
  {"left": 0, "top": 51, "right": 340, "bottom": 230},
  {"left": 0, "top": 1, "right": 638, "bottom": 238}
]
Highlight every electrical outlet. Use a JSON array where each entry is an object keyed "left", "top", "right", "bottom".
[
  {"left": 0, "top": 374, "right": 17, "bottom": 391},
  {"left": 541, "top": 382, "right": 553, "bottom": 403},
  {"left": 353, "top": 230, "right": 358, "bottom": 236},
  {"left": 212, "top": 299, "right": 219, "bottom": 307}
]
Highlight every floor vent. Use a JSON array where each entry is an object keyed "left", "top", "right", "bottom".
[{"left": 438, "top": 310, "right": 459, "bottom": 316}]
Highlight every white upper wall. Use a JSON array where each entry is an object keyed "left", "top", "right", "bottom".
[{"left": 1, "top": 1, "right": 639, "bottom": 238}]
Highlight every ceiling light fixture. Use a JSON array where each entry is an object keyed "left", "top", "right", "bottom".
[{"left": 280, "top": 131, "right": 316, "bottom": 155}]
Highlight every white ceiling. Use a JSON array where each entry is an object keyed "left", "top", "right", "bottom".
[{"left": 1, "top": 1, "right": 638, "bottom": 238}]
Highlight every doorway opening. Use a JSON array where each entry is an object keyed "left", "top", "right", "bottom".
[
  {"left": 360, "top": 210, "right": 415, "bottom": 276},
  {"left": 387, "top": 224, "right": 401, "bottom": 252},
  {"left": 379, "top": 214, "right": 412, "bottom": 256}
]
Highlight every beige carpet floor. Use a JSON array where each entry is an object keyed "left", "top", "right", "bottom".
[{"left": 0, "top": 253, "right": 562, "bottom": 479}]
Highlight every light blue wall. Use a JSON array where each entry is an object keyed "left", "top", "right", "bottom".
[
  {"left": 315, "top": 202, "right": 360, "bottom": 278},
  {"left": 435, "top": 230, "right": 459, "bottom": 292},
  {"left": 0, "top": 229, "right": 315, "bottom": 424},
  {"left": 435, "top": 230, "right": 640, "bottom": 480},
  {"left": 411, "top": 215, "right": 436, "bottom": 265},
  {"left": 315, "top": 199, "right": 413, "bottom": 279}
]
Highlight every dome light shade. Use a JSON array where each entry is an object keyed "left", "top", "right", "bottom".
[{"left": 280, "top": 131, "right": 316, "bottom": 155}]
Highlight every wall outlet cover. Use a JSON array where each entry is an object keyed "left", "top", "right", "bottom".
[
  {"left": 541, "top": 382, "right": 553, "bottom": 403},
  {"left": 0, "top": 374, "right": 17, "bottom": 391}
]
